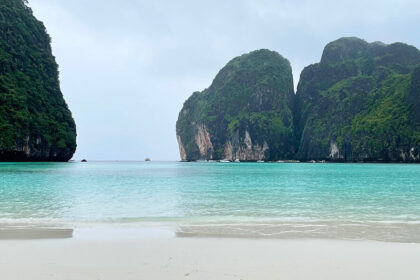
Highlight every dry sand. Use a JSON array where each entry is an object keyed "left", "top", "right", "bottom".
[{"left": 1, "top": 232, "right": 420, "bottom": 280}]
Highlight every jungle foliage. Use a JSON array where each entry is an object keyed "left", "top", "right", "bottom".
[
  {"left": 0, "top": 0, "right": 76, "bottom": 161},
  {"left": 177, "top": 37, "right": 420, "bottom": 162}
]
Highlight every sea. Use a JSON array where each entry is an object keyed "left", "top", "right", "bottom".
[{"left": 0, "top": 161, "right": 419, "bottom": 242}]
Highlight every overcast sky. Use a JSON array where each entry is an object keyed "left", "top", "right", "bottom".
[{"left": 29, "top": 0, "right": 420, "bottom": 161}]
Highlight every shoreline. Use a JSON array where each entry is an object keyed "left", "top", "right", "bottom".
[
  {"left": 1, "top": 236, "right": 419, "bottom": 280},
  {"left": 1, "top": 160, "right": 420, "bottom": 163},
  {"left": 180, "top": 160, "right": 420, "bottom": 164},
  {"left": 0, "top": 228, "right": 73, "bottom": 239},
  {"left": 1, "top": 223, "right": 420, "bottom": 244}
]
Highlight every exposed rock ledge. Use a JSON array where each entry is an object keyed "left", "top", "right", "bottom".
[
  {"left": 195, "top": 124, "right": 214, "bottom": 158},
  {"left": 177, "top": 128, "right": 270, "bottom": 162},
  {"left": 177, "top": 135, "right": 187, "bottom": 161},
  {"left": 224, "top": 131, "right": 268, "bottom": 161}
]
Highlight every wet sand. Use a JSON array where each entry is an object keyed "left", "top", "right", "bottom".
[{"left": 0, "top": 228, "right": 73, "bottom": 239}]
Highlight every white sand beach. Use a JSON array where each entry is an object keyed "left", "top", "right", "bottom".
[{"left": 1, "top": 232, "right": 420, "bottom": 280}]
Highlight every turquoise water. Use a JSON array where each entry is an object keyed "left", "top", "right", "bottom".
[{"left": 1, "top": 162, "right": 419, "bottom": 242}]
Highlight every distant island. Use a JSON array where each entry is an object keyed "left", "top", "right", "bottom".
[
  {"left": 0, "top": 0, "right": 76, "bottom": 161},
  {"left": 176, "top": 37, "right": 420, "bottom": 162}
]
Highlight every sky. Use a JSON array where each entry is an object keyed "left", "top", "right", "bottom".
[{"left": 28, "top": 0, "right": 420, "bottom": 161}]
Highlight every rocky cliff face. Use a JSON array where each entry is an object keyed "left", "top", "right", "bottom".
[
  {"left": 176, "top": 49, "right": 295, "bottom": 161},
  {"left": 0, "top": 0, "right": 76, "bottom": 161},
  {"left": 177, "top": 37, "right": 420, "bottom": 162},
  {"left": 295, "top": 37, "right": 420, "bottom": 162}
]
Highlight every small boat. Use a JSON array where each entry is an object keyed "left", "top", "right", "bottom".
[
  {"left": 219, "top": 159, "right": 230, "bottom": 163},
  {"left": 234, "top": 159, "right": 240, "bottom": 162},
  {"left": 277, "top": 160, "right": 285, "bottom": 163},
  {"left": 257, "top": 160, "right": 264, "bottom": 163}
]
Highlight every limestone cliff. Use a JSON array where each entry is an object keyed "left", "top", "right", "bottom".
[
  {"left": 295, "top": 37, "right": 420, "bottom": 162},
  {"left": 0, "top": 0, "right": 76, "bottom": 161},
  {"left": 176, "top": 49, "right": 295, "bottom": 161},
  {"left": 177, "top": 37, "right": 420, "bottom": 162}
]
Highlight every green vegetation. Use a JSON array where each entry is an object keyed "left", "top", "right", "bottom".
[
  {"left": 0, "top": 0, "right": 76, "bottom": 161},
  {"left": 177, "top": 37, "right": 420, "bottom": 162},
  {"left": 176, "top": 49, "right": 295, "bottom": 161},
  {"left": 295, "top": 37, "right": 420, "bottom": 162}
]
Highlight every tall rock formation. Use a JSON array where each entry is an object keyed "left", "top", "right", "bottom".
[
  {"left": 0, "top": 0, "right": 76, "bottom": 161},
  {"left": 176, "top": 49, "right": 296, "bottom": 161},
  {"left": 295, "top": 37, "right": 420, "bottom": 162},
  {"left": 177, "top": 37, "right": 420, "bottom": 162}
]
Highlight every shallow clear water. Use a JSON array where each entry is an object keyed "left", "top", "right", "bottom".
[{"left": 0, "top": 162, "right": 419, "bottom": 242}]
